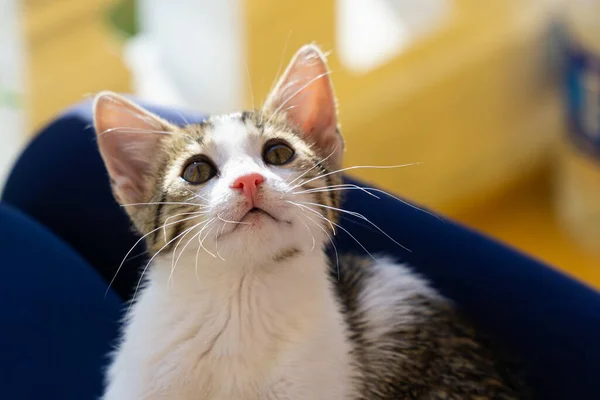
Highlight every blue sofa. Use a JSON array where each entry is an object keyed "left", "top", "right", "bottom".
[{"left": 1, "top": 101, "right": 598, "bottom": 399}]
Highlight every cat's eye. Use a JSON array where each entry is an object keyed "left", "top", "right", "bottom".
[
  {"left": 181, "top": 158, "right": 217, "bottom": 184},
  {"left": 263, "top": 141, "right": 295, "bottom": 166}
]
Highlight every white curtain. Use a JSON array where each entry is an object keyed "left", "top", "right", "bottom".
[{"left": 0, "top": 0, "right": 25, "bottom": 188}]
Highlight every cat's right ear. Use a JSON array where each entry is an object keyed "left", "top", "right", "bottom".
[
  {"left": 93, "top": 91, "right": 174, "bottom": 205},
  {"left": 263, "top": 45, "right": 343, "bottom": 168}
]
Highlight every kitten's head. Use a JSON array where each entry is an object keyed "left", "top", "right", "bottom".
[{"left": 93, "top": 45, "right": 344, "bottom": 266}]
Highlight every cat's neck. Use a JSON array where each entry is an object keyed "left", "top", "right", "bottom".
[
  {"left": 142, "top": 248, "right": 343, "bottom": 361},
  {"left": 148, "top": 247, "right": 335, "bottom": 319},
  {"left": 134, "top": 245, "right": 353, "bottom": 400}
]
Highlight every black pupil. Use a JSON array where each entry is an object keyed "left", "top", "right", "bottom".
[
  {"left": 267, "top": 144, "right": 293, "bottom": 165},
  {"left": 183, "top": 161, "right": 213, "bottom": 184}
]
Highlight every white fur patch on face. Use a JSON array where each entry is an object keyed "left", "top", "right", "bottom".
[{"left": 164, "top": 116, "right": 326, "bottom": 264}]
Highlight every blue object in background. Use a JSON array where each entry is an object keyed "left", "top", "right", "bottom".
[{"left": 1, "top": 101, "right": 599, "bottom": 399}]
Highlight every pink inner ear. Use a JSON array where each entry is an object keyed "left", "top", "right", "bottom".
[
  {"left": 266, "top": 46, "right": 340, "bottom": 158},
  {"left": 296, "top": 91, "right": 336, "bottom": 137},
  {"left": 93, "top": 92, "right": 169, "bottom": 205}
]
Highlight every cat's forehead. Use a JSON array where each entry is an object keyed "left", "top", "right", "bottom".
[
  {"left": 177, "top": 111, "right": 309, "bottom": 157},
  {"left": 176, "top": 112, "right": 258, "bottom": 150},
  {"left": 209, "top": 113, "right": 261, "bottom": 149}
]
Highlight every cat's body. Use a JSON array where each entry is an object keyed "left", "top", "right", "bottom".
[
  {"left": 105, "top": 250, "right": 522, "bottom": 400},
  {"left": 94, "top": 45, "right": 527, "bottom": 399},
  {"left": 104, "top": 248, "right": 354, "bottom": 400}
]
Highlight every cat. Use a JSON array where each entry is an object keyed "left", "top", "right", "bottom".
[{"left": 94, "top": 44, "right": 528, "bottom": 399}]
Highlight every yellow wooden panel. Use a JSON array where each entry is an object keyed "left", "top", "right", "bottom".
[
  {"left": 24, "top": 0, "right": 118, "bottom": 43},
  {"left": 23, "top": 0, "right": 131, "bottom": 132},
  {"left": 245, "top": 0, "right": 558, "bottom": 212}
]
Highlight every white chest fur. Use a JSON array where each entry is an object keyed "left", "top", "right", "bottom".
[{"left": 102, "top": 251, "right": 355, "bottom": 400}]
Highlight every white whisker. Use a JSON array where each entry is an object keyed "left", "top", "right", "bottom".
[
  {"left": 130, "top": 220, "right": 208, "bottom": 311},
  {"left": 287, "top": 146, "right": 339, "bottom": 187},
  {"left": 267, "top": 31, "right": 293, "bottom": 98},
  {"left": 194, "top": 233, "right": 203, "bottom": 283},
  {"left": 334, "top": 213, "right": 381, "bottom": 235},
  {"left": 105, "top": 212, "right": 208, "bottom": 297},
  {"left": 169, "top": 225, "right": 206, "bottom": 288},
  {"left": 295, "top": 208, "right": 339, "bottom": 279},
  {"left": 217, "top": 213, "right": 251, "bottom": 226},
  {"left": 295, "top": 200, "right": 411, "bottom": 253},
  {"left": 169, "top": 218, "right": 217, "bottom": 286},
  {"left": 215, "top": 222, "right": 227, "bottom": 261},
  {"left": 182, "top": 187, "right": 211, "bottom": 203},
  {"left": 170, "top": 218, "right": 214, "bottom": 286},
  {"left": 174, "top": 110, "right": 191, "bottom": 126},
  {"left": 121, "top": 201, "right": 210, "bottom": 208},
  {"left": 313, "top": 186, "right": 443, "bottom": 222},
  {"left": 279, "top": 104, "right": 298, "bottom": 114},
  {"left": 290, "top": 163, "right": 421, "bottom": 191},
  {"left": 198, "top": 221, "right": 218, "bottom": 259},
  {"left": 293, "top": 183, "right": 379, "bottom": 199},
  {"left": 298, "top": 218, "right": 316, "bottom": 252},
  {"left": 193, "top": 221, "right": 220, "bottom": 282},
  {"left": 98, "top": 126, "right": 193, "bottom": 140},
  {"left": 289, "top": 201, "right": 379, "bottom": 264},
  {"left": 163, "top": 211, "right": 210, "bottom": 242}
]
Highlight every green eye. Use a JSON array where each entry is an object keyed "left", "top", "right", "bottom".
[
  {"left": 263, "top": 141, "right": 295, "bottom": 166},
  {"left": 181, "top": 158, "right": 217, "bottom": 184}
]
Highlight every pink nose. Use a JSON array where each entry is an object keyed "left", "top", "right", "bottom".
[{"left": 230, "top": 173, "right": 265, "bottom": 200}]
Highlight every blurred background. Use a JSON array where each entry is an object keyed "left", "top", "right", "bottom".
[{"left": 1, "top": 0, "right": 599, "bottom": 286}]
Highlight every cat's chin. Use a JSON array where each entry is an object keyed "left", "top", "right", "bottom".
[
  {"left": 211, "top": 214, "right": 306, "bottom": 263},
  {"left": 228, "top": 214, "right": 290, "bottom": 239},
  {"left": 240, "top": 207, "right": 279, "bottom": 224},
  {"left": 218, "top": 206, "right": 292, "bottom": 238}
]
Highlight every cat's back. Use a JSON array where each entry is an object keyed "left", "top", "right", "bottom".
[{"left": 332, "top": 255, "right": 528, "bottom": 400}]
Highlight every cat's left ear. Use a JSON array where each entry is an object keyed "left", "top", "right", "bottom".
[
  {"left": 264, "top": 44, "right": 343, "bottom": 167},
  {"left": 93, "top": 91, "right": 175, "bottom": 205}
]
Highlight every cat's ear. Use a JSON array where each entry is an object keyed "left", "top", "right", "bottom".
[
  {"left": 93, "top": 91, "right": 174, "bottom": 205},
  {"left": 264, "top": 45, "right": 343, "bottom": 167}
]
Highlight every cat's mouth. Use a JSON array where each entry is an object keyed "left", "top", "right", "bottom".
[
  {"left": 241, "top": 207, "right": 278, "bottom": 223},
  {"left": 216, "top": 206, "right": 292, "bottom": 239}
]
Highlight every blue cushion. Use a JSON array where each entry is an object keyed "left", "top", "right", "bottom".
[
  {"left": 2, "top": 101, "right": 599, "bottom": 399},
  {"left": 0, "top": 203, "right": 122, "bottom": 399}
]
